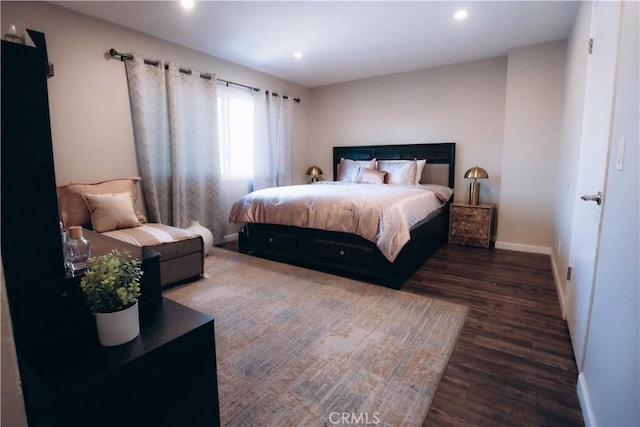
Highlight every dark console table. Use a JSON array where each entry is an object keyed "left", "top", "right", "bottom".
[
  {"left": 15, "top": 231, "right": 220, "bottom": 427},
  {"left": 19, "top": 298, "right": 220, "bottom": 427}
]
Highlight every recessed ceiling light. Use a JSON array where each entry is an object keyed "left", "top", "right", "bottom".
[
  {"left": 293, "top": 52, "right": 303, "bottom": 59},
  {"left": 454, "top": 9, "right": 468, "bottom": 20},
  {"left": 180, "top": 0, "right": 194, "bottom": 10}
]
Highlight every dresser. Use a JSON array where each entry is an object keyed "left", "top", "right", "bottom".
[{"left": 448, "top": 202, "right": 495, "bottom": 248}]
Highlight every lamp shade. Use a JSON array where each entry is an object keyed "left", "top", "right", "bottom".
[
  {"left": 306, "top": 165, "right": 323, "bottom": 182},
  {"left": 464, "top": 166, "right": 488, "bottom": 205},
  {"left": 306, "top": 165, "right": 323, "bottom": 177},
  {"left": 464, "top": 166, "right": 489, "bottom": 180}
]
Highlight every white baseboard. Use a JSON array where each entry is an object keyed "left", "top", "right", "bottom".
[
  {"left": 578, "top": 372, "right": 597, "bottom": 427},
  {"left": 550, "top": 253, "right": 567, "bottom": 319},
  {"left": 494, "top": 241, "right": 551, "bottom": 255}
]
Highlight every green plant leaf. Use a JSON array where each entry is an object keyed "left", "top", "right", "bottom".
[{"left": 79, "top": 250, "right": 143, "bottom": 313}]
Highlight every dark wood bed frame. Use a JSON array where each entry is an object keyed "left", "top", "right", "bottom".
[{"left": 238, "top": 142, "right": 456, "bottom": 289}]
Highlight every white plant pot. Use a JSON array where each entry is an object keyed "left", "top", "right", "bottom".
[
  {"left": 186, "top": 220, "right": 214, "bottom": 256},
  {"left": 94, "top": 300, "right": 140, "bottom": 346}
]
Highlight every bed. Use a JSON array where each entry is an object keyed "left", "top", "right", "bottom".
[{"left": 230, "top": 142, "right": 455, "bottom": 289}]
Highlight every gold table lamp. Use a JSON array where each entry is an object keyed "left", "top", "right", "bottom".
[
  {"left": 306, "top": 165, "right": 323, "bottom": 183},
  {"left": 464, "top": 166, "right": 489, "bottom": 205}
]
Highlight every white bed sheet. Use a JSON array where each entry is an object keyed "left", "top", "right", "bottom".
[{"left": 229, "top": 182, "right": 445, "bottom": 262}]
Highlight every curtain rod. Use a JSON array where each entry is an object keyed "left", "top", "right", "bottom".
[
  {"left": 266, "top": 91, "right": 301, "bottom": 103},
  {"left": 108, "top": 48, "right": 300, "bottom": 103}
]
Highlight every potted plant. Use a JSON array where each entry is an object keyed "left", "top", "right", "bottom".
[{"left": 80, "top": 250, "right": 143, "bottom": 346}]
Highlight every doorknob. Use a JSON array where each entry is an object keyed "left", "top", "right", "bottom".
[{"left": 581, "top": 191, "right": 602, "bottom": 205}]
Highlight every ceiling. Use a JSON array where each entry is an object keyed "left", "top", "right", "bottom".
[{"left": 53, "top": 1, "right": 580, "bottom": 88}]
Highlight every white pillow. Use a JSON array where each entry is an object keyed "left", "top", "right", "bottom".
[
  {"left": 337, "top": 158, "right": 376, "bottom": 182},
  {"left": 82, "top": 192, "right": 142, "bottom": 232},
  {"left": 415, "top": 159, "right": 427, "bottom": 184},
  {"left": 377, "top": 160, "right": 418, "bottom": 185}
]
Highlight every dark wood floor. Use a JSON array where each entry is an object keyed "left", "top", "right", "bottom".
[
  {"left": 406, "top": 244, "right": 583, "bottom": 426},
  {"left": 219, "top": 241, "right": 584, "bottom": 426}
]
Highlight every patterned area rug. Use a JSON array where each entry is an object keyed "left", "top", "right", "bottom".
[{"left": 165, "top": 248, "right": 467, "bottom": 426}]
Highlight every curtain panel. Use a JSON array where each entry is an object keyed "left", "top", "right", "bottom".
[
  {"left": 124, "top": 56, "right": 172, "bottom": 224},
  {"left": 252, "top": 93, "right": 295, "bottom": 190},
  {"left": 125, "top": 56, "right": 223, "bottom": 243}
]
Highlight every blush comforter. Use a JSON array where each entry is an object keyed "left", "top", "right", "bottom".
[{"left": 228, "top": 182, "right": 446, "bottom": 262}]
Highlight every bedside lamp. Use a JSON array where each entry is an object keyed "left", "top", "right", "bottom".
[
  {"left": 306, "top": 165, "right": 323, "bottom": 183},
  {"left": 464, "top": 166, "right": 489, "bottom": 205}
]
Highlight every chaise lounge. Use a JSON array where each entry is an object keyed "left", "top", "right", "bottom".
[{"left": 57, "top": 176, "right": 204, "bottom": 287}]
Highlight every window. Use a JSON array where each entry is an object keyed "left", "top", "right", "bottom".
[{"left": 217, "top": 87, "right": 254, "bottom": 178}]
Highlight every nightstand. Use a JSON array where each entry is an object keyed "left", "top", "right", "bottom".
[{"left": 449, "top": 202, "right": 495, "bottom": 248}]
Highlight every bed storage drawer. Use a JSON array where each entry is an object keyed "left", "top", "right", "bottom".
[
  {"left": 253, "top": 229, "right": 298, "bottom": 252},
  {"left": 313, "top": 239, "right": 376, "bottom": 266}
]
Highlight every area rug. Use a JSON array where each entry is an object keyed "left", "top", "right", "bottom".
[{"left": 165, "top": 247, "right": 467, "bottom": 426}]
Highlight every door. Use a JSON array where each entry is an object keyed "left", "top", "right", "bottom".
[{"left": 566, "top": 0, "right": 622, "bottom": 370}]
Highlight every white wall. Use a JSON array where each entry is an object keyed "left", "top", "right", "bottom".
[
  {"left": 579, "top": 1, "right": 639, "bottom": 425},
  {"left": 553, "top": 2, "right": 592, "bottom": 313},
  {"left": 497, "top": 41, "right": 567, "bottom": 252},
  {"left": 309, "top": 48, "right": 568, "bottom": 249},
  {"left": 308, "top": 57, "right": 508, "bottom": 206}
]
